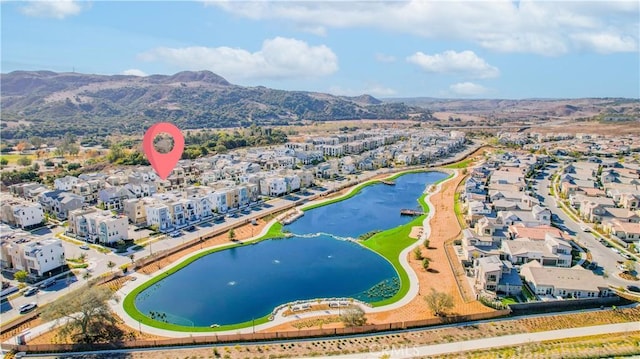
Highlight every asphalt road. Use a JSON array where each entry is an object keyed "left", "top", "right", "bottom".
[{"left": 533, "top": 163, "right": 632, "bottom": 289}]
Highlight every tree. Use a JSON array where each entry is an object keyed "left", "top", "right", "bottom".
[
  {"left": 129, "top": 254, "right": 135, "bottom": 263},
  {"left": 413, "top": 247, "right": 423, "bottom": 260},
  {"left": 624, "top": 259, "right": 636, "bottom": 273},
  {"left": 422, "top": 257, "right": 431, "bottom": 271},
  {"left": 53, "top": 147, "right": 65, "bottom": 158},
  {"left": 423, "top": 289, "right": 454, "bottom": 316},
  {"left": 41, "top": 286, "right": 121, "bottom": 344},
  {"left": 15, "top": 142, "right": 27, "bottom": 153},
  {"left": 107, "top": 144, "right": 125, "bottom": 163},
  {"left": 339, "top": 307, "right": 367, "bottom": 327},
  {"left": 14, "top": 270, "right": 28, "bottom": 282},
  {"left": 68, "top": 144, "right": 80, "bottom": 157},
  {"left": 107, "top": 261, "right": 116, "bottom": 273},
  {"left": 215, "top": 144, "right": 227, "bottom": 153},
  {"left": 0, "top": 158, "right": 7, "bottom": 166},
  {"left": 30, "top": 136, "right": 44, "bottom": 149},
  {"left": 16, "top": 156, "right": 32, "bottom": 166},
  {"left": 423, "top": 239, "right": 430, "bottom": 249},
  {"left": 228, "top": 229, "right": 236, "bottom": 241}
]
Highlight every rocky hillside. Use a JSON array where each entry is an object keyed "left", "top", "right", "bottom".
[{"left": 0, "top": 70, "right": 428, "bottom": 139}]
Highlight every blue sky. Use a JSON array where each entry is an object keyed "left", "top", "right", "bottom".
[{"left": 2, "top": 1, "right": 639, "bottom": 99}]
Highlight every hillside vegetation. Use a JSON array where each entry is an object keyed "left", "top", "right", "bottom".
[{"left": 0, "top": 70, "right": 431, "bottom": 139}]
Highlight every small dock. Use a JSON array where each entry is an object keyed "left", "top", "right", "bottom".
[
  {"left": 381, "top": 180, "right": 396, "bottom": 186},
  {"left": 400, "top": 209, "right": 424, "bottom": 216}
]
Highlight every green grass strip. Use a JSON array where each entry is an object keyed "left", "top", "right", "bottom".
[
  {"left": 363, "top": 215, "right": 423, "bottom": 307},
  {"left": 443, "top": 158, "right": 472, "bottom": 169}
]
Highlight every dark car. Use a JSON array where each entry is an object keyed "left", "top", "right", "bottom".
[{"left": 627, "top": 285, "right": 640, "bottom": 293}]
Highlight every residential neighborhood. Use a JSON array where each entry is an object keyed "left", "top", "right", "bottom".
[
  {"left": 1, "top": 128, "right": 468, "bottom": 284},
  {"left": 456, "top": 132, "right": 640, "bottom": 305}
]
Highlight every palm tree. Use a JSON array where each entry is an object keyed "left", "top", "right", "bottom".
[{"left": 107, "top": 261, "right": 116, "bottom": 273}]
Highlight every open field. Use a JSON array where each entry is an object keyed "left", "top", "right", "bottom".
[
  {"left": 0, "top": 153, "right": 36, "bottom": 164},
  {"left": 432, "top": 331, "right": 640, "bottom": 359}
]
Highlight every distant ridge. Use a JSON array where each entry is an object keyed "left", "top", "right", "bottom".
[{"left": 0, "top": 70, "right": 430, "bottom": 139}]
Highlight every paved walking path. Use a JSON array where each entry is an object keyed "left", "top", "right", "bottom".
[{"left": 296, "top": 321, "right": 640, "bottom": 359}]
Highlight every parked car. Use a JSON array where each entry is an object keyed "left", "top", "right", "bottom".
[
  {"left": 39, "top": 278, "right": 56, "bottom": 289},
  {"left": 23, "top": 286, "right": 38, "bottom": 297},
  {"left": 169, "top": 231, "right": 182, "bottom": 238},
  {"left": 627, "top": 285, "right": 640, "bottom": 293},
  {"left": 580, "top": 225, "right": 591, "bottom": 232},
  {"left": 19, "top": 302, "right": 37, "bottom": 314},
  {"left": 79, "top": 245, "right": 90, "bottom": 250}
]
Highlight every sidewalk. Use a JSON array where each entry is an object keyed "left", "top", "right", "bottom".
[{"left": 296, "top": 321, "right": 640, "bottom": 359}]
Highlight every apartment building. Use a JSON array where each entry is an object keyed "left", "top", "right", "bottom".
[{"left": 1, "top": 237, "right": 65, "bottom": 277}]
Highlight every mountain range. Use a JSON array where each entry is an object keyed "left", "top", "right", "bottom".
[{"left": 0, "top": 70, "right": 430, "bottom": 139}]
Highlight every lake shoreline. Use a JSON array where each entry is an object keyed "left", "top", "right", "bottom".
[{"left": 121, "top": 168, "right": 453, "bottom": 332}]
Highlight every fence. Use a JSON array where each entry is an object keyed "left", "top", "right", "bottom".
[
  {"left": 508, "top": 296, "right": 624, "bottom": 314},
  {"left": 2, "top": 309, "right": 510, "bottom": 353}
]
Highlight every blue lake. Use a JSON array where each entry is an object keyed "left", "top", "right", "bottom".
[{"left": 134, "top": 171, "right": 448, "bottom": 327}]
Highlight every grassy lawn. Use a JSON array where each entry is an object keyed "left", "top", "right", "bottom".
[
  {"left": 500, "top": 296, "right": 518, "bottom": 305},
  {"left": 0, "top": 153, "right": 37, "bottom": 164},
  {"left": 363, "top": 215, "right": 422, "bottom": 307},
  {"left": 453, "top": 192, "right": 465, "bottom": 228},
  {"left": 443, "top": 158, "right": 472, "bottom": 169}
]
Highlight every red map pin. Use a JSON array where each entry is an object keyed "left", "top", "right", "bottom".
[{"left": 142, "top": 122, "right": 185, "bottom": 180}]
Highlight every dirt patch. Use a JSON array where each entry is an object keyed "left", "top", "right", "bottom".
[{"left": 408, "top": 226, "right": 423, "bottom": 239}]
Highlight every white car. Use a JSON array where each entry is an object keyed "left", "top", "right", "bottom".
[
  {"left": 19, "top": 302, "right": 37, "bottom": 314},
  {"left": 23, "top": 286, "right": 38, "bottom": 297},
  {"left": 580, "top": 225, "right": 591, "bottom": 232}
]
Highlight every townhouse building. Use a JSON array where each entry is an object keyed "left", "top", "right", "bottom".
[
  {"left": 0, "top": 197, "right": 45, "bottom": 230},
  {"left": 1, "top": 237, "right": 65, "bottom": 277},
  {"left": 38, "top": 190, "right": 84, "bottom": 220}
]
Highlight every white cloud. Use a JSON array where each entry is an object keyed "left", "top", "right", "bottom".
[
  {"left": 207, "top": 1, "right": 639, "bottom": 55},
  {"left": 449, "top": 82, "right": 489, "bottom": 97},
  {"left": 139, "top": 37, "right": 338, "bottom": 81},
  {"left": 571, "top": 33, "right": 638, "bottom": 54},
  {"left": 20, "top": 0, "right": 85, "bottom": 19},
  {"left": 407, "top": 50, "right": 499, "bottom": 79},
  {"left": 122, "top": 69, "right": 148, "bottom": 77},
  {"left": 375, "top": 53, "right": 396, "bottom": 63}
]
